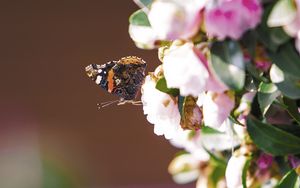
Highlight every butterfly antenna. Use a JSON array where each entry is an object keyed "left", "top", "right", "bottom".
[{"left": 130, "top": 100, "right": 143, "bottom": 106}]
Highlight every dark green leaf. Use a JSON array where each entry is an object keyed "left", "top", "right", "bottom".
[
  {"left": 277, "top": 169, "right": 299, "bottom": 188},
  {"left": 250, "top": 94, "right": 263, "bottom": 119},
  {"left": 155, "top": 77, "right": 179, "bottom": 96},
  {"left": 270, "top": 65, "right": 300, "bottom": 99},
  {"left": 275, "top": 156, "right": 293, "bottom": 175},
  {"left": 129, "top": 9, "right": 150, "bottom": 26},
  {"left": 273, "top": 124, "right": 300, "bottom": 137},
  {"left": 178, "top": 95, "right": 185, "bottom": 116},
  {"left": 240, "top": 30, "right": 257, "bottom": 58},
  {"left": 247, "top": 116, "right": 300, "bottom": 155},
  {"left": 268, "top": 43, "right": 300, "bottom": 79},
  {"left": 211, "top": 40, "right": 245, "bottom": 90},
  {"left": 255, "top": 5, "right": 291, "bottom": 52},
  {"left": 242, "top": 157, "right": 252, "bottom": 188},
  {"left": 258, "top": 82, "right": 281, "bottom": 115},
  {"left": 283, "top": 98, "right": 300, "bottom": 126}
]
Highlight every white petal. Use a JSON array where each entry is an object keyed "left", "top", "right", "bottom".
[
  {"left": 203, "top": 92, "right": 235, "bottom": 129},
  {"left": 163, "top": 42, "right": 209, "bottom": 97},
  {"left": 270, "top": 64, "right": 284, "bottom": 83},
  {"left": 141, "top": 70, "right": 182, "bottom": 140},
  {"left": 128, "top": 24, "right": 157, "bottom": 49},
  {"left": 226, "top": 155, "right": 248, "bottom": 188}
]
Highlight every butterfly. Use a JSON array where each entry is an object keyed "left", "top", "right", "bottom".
[{"left": 85, "top": 56, "right": 147, "bottom": 107}]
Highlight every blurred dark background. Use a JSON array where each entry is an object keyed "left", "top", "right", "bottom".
[{"left": 0, "top": 1, "right": 194, "bottom": 188}]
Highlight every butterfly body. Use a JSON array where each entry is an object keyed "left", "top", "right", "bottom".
[{"left": 86, "top": 56, "right": 146, "bottom": 101}]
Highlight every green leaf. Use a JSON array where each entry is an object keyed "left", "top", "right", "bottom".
[
  {"left": 242, "top": 157, "right": 252, "bottom": 188},
  {"left": 270, "top": 65, "right": 300, "bottom": 99},
  {"left": 138, "top": 0, "right": 153, "bottom": 7},
  {"left": 201, "top": 126, "right": 223, "bottom": 135},
  {"left": 129, "top": 9, "right": 150, "bottom": 26},
  {"left": 258, "top": 82, "right": 281, "bottom": 115},
  {"left": 277, "top": 169, "right": 299, "bottom": 188},
  {"left": 155, "top": 77, "right": 179, "bottom": 96},
  {"left": 247, "top": 116, "right": 300, "bottom": 155},
  {"left": 229, "top": 115, "right": 244, "bottom": 126},
  {"left": 209, "top": 165, "right": 226, "bottom": 188},
  {"left": 211, "top": 40, "right": 245, "bottom": 91},
  {"left": 268, "top": 43, "right": 300, "bottom": 79},
  {"left": 283, "top": 97, "right": 300, "bottom": 126},
  {"left": 204, "top": 148, "right": 227, "bottom": 168},
  {"left": 255, "top": 4, "right": 291, "bottom": 52}
]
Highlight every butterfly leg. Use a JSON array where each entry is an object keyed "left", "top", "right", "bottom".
[{"left": 117, "top": 100, "right": 142, "bottom": 106}]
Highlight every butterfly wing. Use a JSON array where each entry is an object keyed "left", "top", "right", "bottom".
[
  {"left": 85, "top": 56, "right": 146, "bottom": 100},
  {"left": 85, "top": 61, "right": 116, "bottom": 92},
  {"left": 111, "top": 57, "right": 146, "bottom": 100}
]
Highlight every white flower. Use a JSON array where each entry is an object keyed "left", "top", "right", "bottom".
[
  {"left": 201, "top": 119, "right": 242, "bottom": 151},
  {"left": 170, "top": 130, "right": 210, "bottom": 161},
  {"left": 168, "top": 153, "right": 201, "bottom": 184},
  {"left": 163, "top": 42, "right": 209, "bottom": 97},
  {"left": 226, "top": 155, "right": 248, "bottom": 188},
  {"left": 128, "top": 25, "right": 158, "bottom": 49},
  {"left": 202, "top": 92, "right": 235, "bottom": 129},
  {"left": 148, "top": 0, "right": 204, "bottom": 40},
  {"left": 141, "top": 68, "right": 182, "bottom": 139}
]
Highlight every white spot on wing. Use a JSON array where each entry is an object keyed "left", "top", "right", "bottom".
[
  {"left": 97, "top": 69, "right": 102, "bottom": 73},
  {"left": 95, "top": 75, "right": 102, "bottom": 84}
]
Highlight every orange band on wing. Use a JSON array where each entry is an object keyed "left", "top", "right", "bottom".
[{"left": 107, "top": 69, "right": 115, "bottom": 93}]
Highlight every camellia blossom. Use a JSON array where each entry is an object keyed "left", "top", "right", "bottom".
[
  {"left": 148, "top": 0, "right": 205, "bottom": 40},
  {"left": 288, "top": 155, "right": 300, "bottom": 168},
  {"left": 201, "top": 92, "right": 235, "bottom": 129},
  {"left": 141, "top": 67, "right": 183, "bottom": 139},
  {"left": 205, "top": 0, "right": 262, "bottom": 40},
  {"left": 257, "top": 153, "right": 273, "bottom": 170},
  {"left": 163, "top": 42, "right": 210, "bottom": 97}
]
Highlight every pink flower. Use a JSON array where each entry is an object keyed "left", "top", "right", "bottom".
[
  {"left": 205, "top": 0, "right": 262, "bottom": 40},
  {"left": 148, "top": 0, "right": 205, "bottom": 40},
  {"left": 257, "top": 153, "right": 273, "bottom": 170},
  {"left": 288, "top": 155, "right": 300, "bottom": 168}
]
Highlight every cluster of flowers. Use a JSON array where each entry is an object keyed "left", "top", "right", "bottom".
[{"left": 129, "top": 0, "right": 300, "bottom": 187}]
